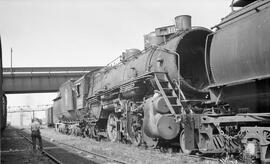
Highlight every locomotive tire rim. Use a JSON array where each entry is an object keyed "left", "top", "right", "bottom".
[
  {"left": 107, "top": 113, "right": 118, "bottom": 142},
  {"left": 129, "top": 115, "right": 142, "bottom": 146},
  {"left": 126, "top": 101, "right": 142, "bottom": 146},
  {"left": 179, "top": 130, "right": 191, "bottom": 154}
]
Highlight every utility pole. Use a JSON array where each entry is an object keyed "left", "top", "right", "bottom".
[{"left": 10, "top": 47, "right": 13, "bottom": 74}]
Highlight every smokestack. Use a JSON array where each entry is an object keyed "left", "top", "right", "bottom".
[{"left": 175, "top": 15, "right": 191, "bottom": 31}]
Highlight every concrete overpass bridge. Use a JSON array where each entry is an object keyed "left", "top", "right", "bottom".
[{"left": 3, "top": 66, "right": 102, "bottom": 94}]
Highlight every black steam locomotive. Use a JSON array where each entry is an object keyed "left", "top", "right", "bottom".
[{"left": 52, "top": 0, "right": 270, "bottom": 162}]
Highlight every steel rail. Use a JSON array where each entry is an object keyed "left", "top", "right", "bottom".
[
  {"left": 53, "top": 137, "right": 219, "bottom": 164},
  {"left": 41, "top": 132, "right": 219, "bottom": 164},
  {"left": 185, "top": 154, "right": 220, "bottom": 163},
  {"left": 54, "top": 141, "right": 127, "bottom": 164},
  {"left": 20, "top": 129, "right": 127, "bottom": 164}
]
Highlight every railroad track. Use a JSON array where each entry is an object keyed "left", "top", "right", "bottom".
[
  {"left": 49, "top": 135, "right": 221, "bottom": 164},
  {"left": 16, "top": 131, "right": 63, "bottom": 164},
  {"left": 16, "top": 129, "right": 127, "bottom": 164},
  {"left": 50, "top": 140, "right": 128, "bottom": 164},
  {"left": 185, "top": 154, "right": 221, "bottom": 163},
  {"left": 18, "top": 128, "right": 228, "bottom": 164}
]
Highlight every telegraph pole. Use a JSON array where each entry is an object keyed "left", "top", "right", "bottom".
[{"left": 10, "top": 48, "right": 13, "bottom": 73}]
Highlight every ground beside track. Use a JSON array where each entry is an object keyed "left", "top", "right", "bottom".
[{"left": 37, "top": 126, "right": 220, "bottom": 164}]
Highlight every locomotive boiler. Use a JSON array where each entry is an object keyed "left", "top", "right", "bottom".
[{"left": 52, "top": 0, "right": 270, "bottom": 162}]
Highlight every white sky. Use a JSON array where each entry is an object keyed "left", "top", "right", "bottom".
[{"left": 1, "top": 0, "right": 232, "bottom": 107}]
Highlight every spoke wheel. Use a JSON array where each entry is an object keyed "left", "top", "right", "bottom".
[
  {"left": 107, "top": 113, "right": 119, "bottom": 142},
  {"left": 179, "top": 130, "right": 191, "bottom": 154}
]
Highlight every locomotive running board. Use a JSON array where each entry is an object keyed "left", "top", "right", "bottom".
[{"left": 154, "top": 72, "right": 183, "bottom": 115}]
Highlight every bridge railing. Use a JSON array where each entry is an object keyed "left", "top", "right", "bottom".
[
  {"left": 7, "top": 104, "right": 53, "bottom": 113},
  {"left": 3, "top": 66, "right": 103, "bottom": 74}
]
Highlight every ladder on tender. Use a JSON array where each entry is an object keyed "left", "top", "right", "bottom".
[{"left": 154, "top": 72, "right": 184, "bottom": 115}]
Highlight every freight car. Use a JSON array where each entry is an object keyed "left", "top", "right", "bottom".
[
  {"left": 1, "top": 95, "right": 7, "bottom": 130},
  {"left": 52, "top": 0, "right": 270, "bottom": 162},
  {"left": 1, "top": 36, "right": 7, "bottom": 131},
  {"left": 46, "top": 107, "right": 57, "bottom": 127}
]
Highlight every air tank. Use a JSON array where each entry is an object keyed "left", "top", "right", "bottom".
[
  {"left": 143, "top": 94, "right": 180, "bottom": 140},
  {"left": 206, "top": 0, "right": 270, "bottom": 112}
]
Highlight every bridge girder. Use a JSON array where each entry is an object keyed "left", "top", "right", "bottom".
[{"left": 3, "top": 66, "right": 102, "bottom": 94}]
